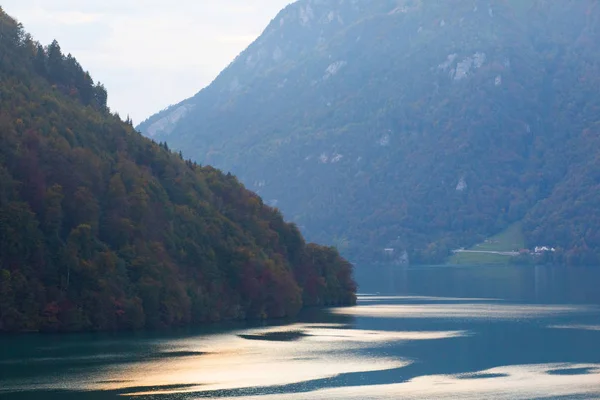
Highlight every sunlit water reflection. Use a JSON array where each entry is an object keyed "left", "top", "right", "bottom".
[
  {"left": 214, "top": 363, "right": 600, "bottom": 400},
  {"left": 1, "top": 265, "right": 600, "bottom": 399}
]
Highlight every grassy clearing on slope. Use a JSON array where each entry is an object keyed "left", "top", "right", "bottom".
[
  {"left": 470, "top": 223, "right": 525, "bottom": 252},
  {"left": 449, "top": 223, "right": 525, "bottom": 265}
]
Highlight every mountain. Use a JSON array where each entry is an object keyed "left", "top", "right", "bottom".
[
  {"left": 0, "top": 8, "right": 355, "bottom": 333},
  {"left": 138, "top": 0, "right": 600, "bottom": 265}
]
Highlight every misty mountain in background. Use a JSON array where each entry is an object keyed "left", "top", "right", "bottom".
[{"left": 138, "top": 0, "right": 600, "bottom": 265}]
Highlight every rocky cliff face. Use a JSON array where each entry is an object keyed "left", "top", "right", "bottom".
[
  {"left": 139, "top": 0, "right": 600, "bottom": 265},
  {"left": 141, "top": 1, "right": 392, "bottom": 136}
]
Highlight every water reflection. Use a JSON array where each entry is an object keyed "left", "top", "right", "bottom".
[
  {"left": 332, "top": 302, "right": 593, "bottom": 320},
  {"left": 358, "top": 295, "right": 500, "bottom": 302},
  {"left": 549, "top": 325, "right": 600, "bottom": 332},
  {"left": 215, "top": 363, "right": 600, "bottom": 400},
  {"left": 1, "top": 265, "right": 600, "bottom": 400},
  {"left": 2, "top": 322, "right": 468, "bottom": 397},
  {"left": 355, "top": 264, "right": 600, "bottom": 304}
]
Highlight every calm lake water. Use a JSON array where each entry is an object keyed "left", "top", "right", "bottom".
[{"left": 2, "top": 265, "right": 600, "bottom": 399}]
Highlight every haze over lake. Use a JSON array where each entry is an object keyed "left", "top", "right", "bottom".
[
  {"left": 3, "top": 2, "right": 600, "bottom": 399},
  {"left": 2, "top": 265, "right": 600, "bottom": 399}
]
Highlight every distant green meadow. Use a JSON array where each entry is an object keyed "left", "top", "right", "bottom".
[{"left": 449, "top": 223, "right": 525, "bottom": 265}]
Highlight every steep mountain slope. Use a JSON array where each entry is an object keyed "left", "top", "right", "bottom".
[
  {"left": 138, "top": 0, "right": 600, "bottom": 264},
  {"left": 0, "top": 8, "right": 355, "bottom": 333}
]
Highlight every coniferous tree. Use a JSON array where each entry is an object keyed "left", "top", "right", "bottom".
[
  {"left": 33, "top": 44, "right": 46, "bottom": 76},
  {"left": 46, "top": 39, "right": 64, "bottom": 82},
  {"left": 0, "top": 8, "right": 356, "bottom": 333}
]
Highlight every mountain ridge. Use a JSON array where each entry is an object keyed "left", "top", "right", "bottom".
[
  {"left": 138, "top": 0, "right": 600, "bottom": 265},
  {"left": 0, "top": 7, "right": 356, "bottom": 333}
]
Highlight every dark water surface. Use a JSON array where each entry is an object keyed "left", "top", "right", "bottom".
[{"left": 2, "top": 265, "right": 600, "bottom": 399}]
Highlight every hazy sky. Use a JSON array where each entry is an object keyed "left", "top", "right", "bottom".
[{"left": 3, "top": 0, "right": 293, "bottom": 123}]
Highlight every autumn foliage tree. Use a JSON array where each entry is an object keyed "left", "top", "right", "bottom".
[{"left": 0, "top": 9, "right": 356, "bottom": 333}]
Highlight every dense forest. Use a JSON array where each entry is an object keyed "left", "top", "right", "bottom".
[
  {"left": 0, "top": 8, "right": 356, "bottom": 333},
  {"left": 139, "top": 0, "right": 600, "bottom": 265}
]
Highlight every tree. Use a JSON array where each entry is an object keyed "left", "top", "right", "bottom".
[
  {"left": 43, "top": 184, "right": 63, "bottom": 237},
  {"left": 93, "top": 82, "right": 108, "bottom": 111},
  {"left": 46, "top": 39, "right": 64, "bottom": 82},
  {"left": 0, "top": 10, "right": 356, "bottom": 333},
  {"left": 33, "top": 44, "right": 47, "bottom": 76}
]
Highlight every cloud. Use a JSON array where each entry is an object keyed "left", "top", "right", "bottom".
[
  {"left": 51, "top": 11, "right": 103, "bottom": 25},
  {"left": 14, "top": 8, "right": 104, "bottom": 25},
  {"left": 1, "top": 0, "right": 293, "bottom": 122}
]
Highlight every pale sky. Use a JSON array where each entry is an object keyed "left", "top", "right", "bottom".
[{"left": 2, "top": 0, "right": 293, "bottom": 123}]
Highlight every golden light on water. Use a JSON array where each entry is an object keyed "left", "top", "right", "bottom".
[
  {"left": 3, "top": 299, "right": 599, "bottom": 399},
  {"left": 79, "top": 322, "right": 464, "bottom": 396}
]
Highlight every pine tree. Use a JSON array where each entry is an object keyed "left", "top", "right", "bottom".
[
  {"left": 33, "top": 44, "right": 47, "bottom": 76},
  {"left": 46, "top": 39, "right": 64, "bottom": 82}
]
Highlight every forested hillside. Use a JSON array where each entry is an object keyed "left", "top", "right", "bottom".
[
  {"left": 139, "top": 0, "right": 600, "bottom": 265},
  {"left": 0, "top": 8, "right": 355, "bottom": 333}
]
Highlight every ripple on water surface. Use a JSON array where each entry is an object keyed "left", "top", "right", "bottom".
[
  {"left": 2, "top": 276, "right": 599, "bottom": 400},
  {"left": 548, "top": 324, "right": 600, "bottom": 332},
  {"left": 212, "top": 363, "right": 600, "bottom": 400},
  {"left": 1, "top": 323, "right": 467, "bottom": 397},
  {"left": 331, "top": 303, "right": 592, "bottom": 320}
]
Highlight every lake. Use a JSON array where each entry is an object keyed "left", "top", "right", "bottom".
[{"left": 2, "top": 265, "right": 600, "bottom": 399}]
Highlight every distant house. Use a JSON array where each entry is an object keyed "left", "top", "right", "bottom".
[
  {"left": 382, "top": 248, "right": 410, "bottom": 265},
  {"left": 534, "top": 246, "right": 556, "bottom": 254}
]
